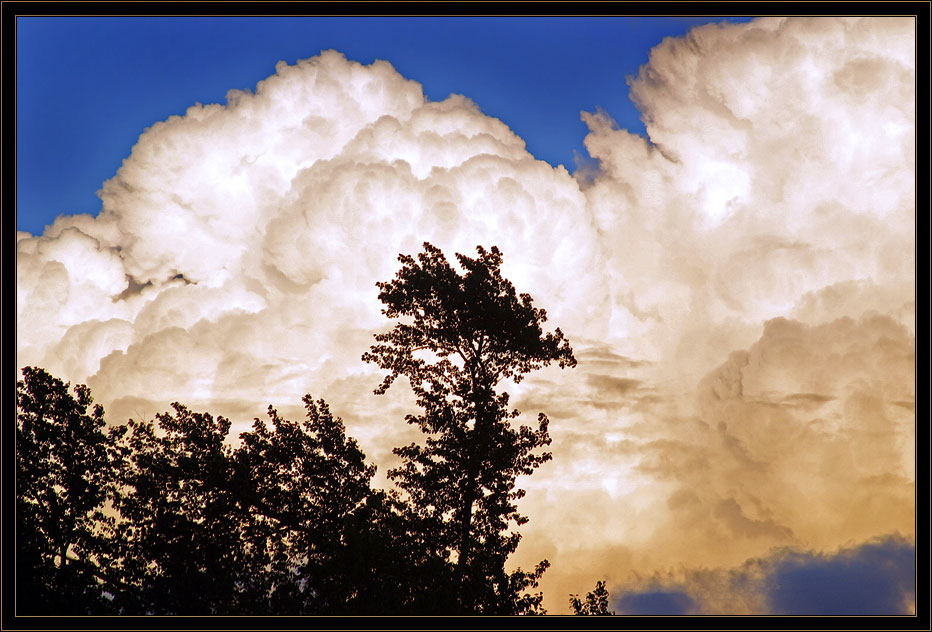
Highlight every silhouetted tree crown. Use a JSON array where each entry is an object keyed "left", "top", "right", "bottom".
[
  {"left": 16, "top": 367, "right": 121, "bottom": 614},
  {"left": 363, "top": 242, "right": 576, "bottom": 614},
  {"left": 15, "top": 372, "right": 432, "bottom": 614},
  {"left": 17, "top": 244, "right": 589, "bottom": 616},
  {"left": 364, "top": 242, "right": 575, "bottom": 396},
  {"left": 110, "top": 404, "right": 246, "bottom": 614},
  {"left": 570, "top": 580, "right": 616, "bottom": 615}
]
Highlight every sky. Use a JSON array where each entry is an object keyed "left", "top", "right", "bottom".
[
  {"left": 16, "top": 16, "right": 755, "bottom": 236},
  {"left": 15, "top": 16, "right": 916, "bottom": 615}
]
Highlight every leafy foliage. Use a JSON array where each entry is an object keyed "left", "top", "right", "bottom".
[
  {"left": 15, "top": 371, "right": 470, "bottom": 615},
  {"left": 108, "top": 403, "right": 249, "bottom": 614},
  {"left": 16, "top": 243, "right": 590, "bottom": 616},
  {"left": 362, "top": 242, "right": 576, "bottom": 614},
  {"left": 15, "top": 367, "right": 121, "bottom": 614},
  {"left": 231, "top": 396, "right": 408, "bottom": 614},
  {"left": 570, "top": 580, "right": 616, "bottom": 615}
]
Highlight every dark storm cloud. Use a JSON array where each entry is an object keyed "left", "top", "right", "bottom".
[
  {"left": 616, "top": 589, "right": 697, "bottom": 615},
  {"left": 609, "top": 534, "right": 916, "bottom": 615},
  {"left": 766, "top": 536, "right": 915, "bottom": 615}
]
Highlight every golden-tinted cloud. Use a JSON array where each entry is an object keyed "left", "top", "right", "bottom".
[{"left": 16, "top": 17, "right": 914, "bottom": 613}]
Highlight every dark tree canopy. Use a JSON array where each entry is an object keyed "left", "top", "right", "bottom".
[
  {"left": 363, "top": 242, "right": 576, "bottom": 614},
  {"left": 16, "top": 244, "right": 593, "bottom": 616},
  {"left": 16, "top": 369, "right": 484, "bottom": 616},
  {"left": 230, "top": 396, "right": 427, "bottom": 614},
  {"left": 108, "top": 403, "right": 252, "bottom": 614},
  {"left": 16, "top": 367, "right": 121, "bottom": 614},
  {"left": 570, "top": 580, "right": 616, "bottom": 615},
  {"left": 364, "top": 242, "right": 575, "bottom": 396},
  {"left": 233, "top": 397, "right": 377, "bottom": 613}
]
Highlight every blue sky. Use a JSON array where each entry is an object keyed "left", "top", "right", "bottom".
[{"left": 16, "top": 16, "right": 754, "bottom": 236}]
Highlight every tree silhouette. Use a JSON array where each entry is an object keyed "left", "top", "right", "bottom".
[
  {"left": 109, "top": 396, "right": 401, "bottom": 614},
  {"left": 243, "top": 413, "right": 459, "bottom": 614},
  {"left": 15, "top": 367, "right": 120, "bottom": 614},
  {"left": 233, "top": 396, "right": 389, "bottom": 614},
  {"left": 107, "top": 403, "right": 253, "bottom": 614},
  {"left": 570, "top": 580, "right": 616, "bottom": 615},
  {"left": 17, "top": 240, "right": 591, "bottom": 615},
  {"left": 362, "top": 242, "right": 576, "bottom": 614},
  {"left": 16, "top": 368, "right": 424, "bottom": 615}
]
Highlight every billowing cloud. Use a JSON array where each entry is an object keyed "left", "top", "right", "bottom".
[
  {"left": 510, "top": 313, "right": 914, "bottom": 610},
  {"left": 16, "top": 17, "right": 914, "bottom": 613}
]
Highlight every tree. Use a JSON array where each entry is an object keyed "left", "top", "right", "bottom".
[
  {"left": 109, "top": 403, "right": 251, "bottom": 614},
  {"left": 111, "top": 393, "right": 434, "bottom": 615},
  {"left": 15, "top": 367, "right": 121, "bottom": 614},
  {"left": 109, "top": 395, "right": 396, "bottom": 615},
  {"left": 362, "top": 242, "right": 576, "bottom": 614},
  {"left": 570, "top": 580, "right": 616, "bottom": 615},
  {"left": 232, "top": 396, "right": 380, "bottom": 614},
  {"left": 233, "top": 396, "right": 475, "bottom": 615},
  {"left": 16, "top": 364, "right": 454, "bottom": 615}
]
